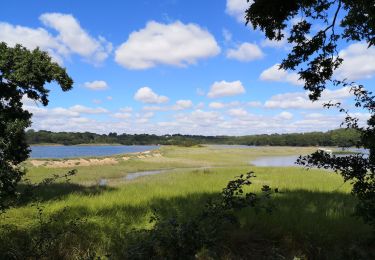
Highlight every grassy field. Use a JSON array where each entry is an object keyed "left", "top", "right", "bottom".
[{"left": 1, "top": 146, "right": 373, "bottom": 259}]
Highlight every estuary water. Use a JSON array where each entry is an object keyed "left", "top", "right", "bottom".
[
  {"left": 250, "top": 148, "right": 369, "bottom": 167},
  {"left": 30, "top": 145, "right": 159, "bottom": 159}
]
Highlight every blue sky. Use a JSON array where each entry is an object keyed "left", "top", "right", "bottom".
[{"left": 1, "top": 0, "right": 374, "bottom": 135}]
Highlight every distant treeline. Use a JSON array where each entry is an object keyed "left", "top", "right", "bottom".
[{"left": 26, "top": 128, "right": 360, "bottom": 147}]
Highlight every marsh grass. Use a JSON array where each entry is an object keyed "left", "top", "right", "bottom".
[{"left": 1, "top": 146, "right": 373, "bottom": 258}]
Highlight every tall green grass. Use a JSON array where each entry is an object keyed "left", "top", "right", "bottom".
[{"left": 1, "top": 146, "right": 372, "bottom": 258}]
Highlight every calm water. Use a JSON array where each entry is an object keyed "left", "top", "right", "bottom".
[
  {"left": 251, "top": 148, "right": 369, "bottom": 167},
  {"left": 124, "top": 170, "right": 168, "bottom": 180},
  {"left": 251, "top": 155, "right": 300, "bottom": 167},
  {"left": 30, "top": 145, "right": 159, "bottom": 159}
]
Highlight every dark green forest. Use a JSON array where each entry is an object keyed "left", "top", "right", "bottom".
[{"left": 26, "top": 128, "right": 360, "bottom": 147}]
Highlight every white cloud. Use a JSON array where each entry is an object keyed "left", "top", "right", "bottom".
[
  {"left": 50, "top": 107, "right": 80, "bottom": 117},
  {"left": 135, "top": 112, "right": 154, "bottom": 124},
  {"left": 143, "top": 100, "right": 193, "bottom": 112},
  {"left": 69, "top": 105, "right": 108, "bottom": 114},
  {"left": 174, "top": 100, "right": 193, "bottom": 110},
  {"left": 228, "top": 108, "right": 248, "bottom": 117},
  {"left": 261, "top": 37, "right": 288, "bottom": 49},
  {"left": 207, "top": 80, "right": 246, "bottom": 98},
  {"left": 106, "top": 96, "right": 113, "bottom": 101},
  {"left": 115, "top": 21, "right": 220, "bottom": 69},
  {"left": 260, "top": 43, "right": 375, "bottom": 84},
  {"left": 112, "top": 112, "right": 132, "bottom": 119},
  {"left": 83, "top": 80, "right": 109, "bottom": 90},
  {"left": 142, "top": 112, "right": 155, "bottom": 118},
  {"left": 321, "top": 86, "right": 352, "bottom": 100},
  {"left": 209, "top": 101, "right": 245, "bottom": 109},
  {"left": 227, "top": 42, "right": 263, "bottom": 62},
  {"left": 260, "top": 63, "right": 303, "bottom": 86},
  {"left": 40, "top": 13, "right": 112, "bottom": 64},
  {"left": 26, "top": 103, "right": 368, "bottom": 136},
  {"left": 209, "top": 102, "right": 225, "bottom": 109},
  {"left": 22, "top": 96, "right": 40, "bottom": 107},
  {"left": 264, "top": 92, "right": 319, "bottom": 109},
  {"left": 336, "top": 43, "right": 375, "bottom": 80},
  {"left": 174, "top": 109, "right": 223, "bottom": 128},
  {"left": 27, "top": 106, "right": 79, "bottom": 118},
  {"left": 134, "top": 87, "right": 169, "bottom": 104},
  {"left": 277, "top": 111, "right": 293, "bottom": 120},
  {"left": 226, "top": 0, "right": 252, "bottom": 23},
  {"left": 0, "top": 13, "right": 112, "bottom": 65},
  {"left": 142, "top": 105, "right": 164, "bottom": 112},
  {"left": 0, "top": 22, "right": 68, "bottom": 64},
  {"left": 264, "top": 87, "right": 352, "bottom": 109},
  {"left": 195, "top": 102, "right": 205, "bottom": 109},
  {"left": 260, "top": 30, "right": 289, "bottom": 49}
]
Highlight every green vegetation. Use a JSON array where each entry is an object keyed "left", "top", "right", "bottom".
[
  {"left": 26, "top": 128, "right": 361, "bottom": 147},
  {"left": 246, "top": 0, "right": 375, "bottom": 231},
  {"left": 1, "top": 146, "right": 373, "bottom": 259},
  {"left": 0, "top": 42, "right": 73, "bottom": 211}
]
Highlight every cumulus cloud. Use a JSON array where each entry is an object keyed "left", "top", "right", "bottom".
[
  {"left": 260, "top": 63, "right": 303, "bottom": 86},
  {"left": 142, "top": 105, "right": 164, "bottom": 112},
  {"left": 260, "top": 30, "right": 289, "bottom": 49},
  {"left": 26, "top": 102, "right": 367, "bottom": 136},
  {"left": 209, "top": 102, "right": 225, "bottom": 109},
  {"left": 174, "top": 109, "right": 223, "bottom": 128},
  {"left": 336, "top": 43, "right": 375, "bottom": 80},
  {"left": 207, "top": 80, "right": 246, "bottom": 98},
  {"left": 134, "top": 87, "right": 169, "bottom": 104},
  {"left": 69, "top": 105, "right": 108, "bottom": 114},
  {"left": 112, "top": 112, "right": 132, "bottom": 119},
  {"left": 83, "top": 80, "right": 109, "bottom": 90},
  {"left": 277, "top": 111, "right": 293, "bottom": 120},
  {"left": 40, "top": 13, "right": 112, "bottom": 64},
  {"left": 246, "top": 101, "right": 262, "bottom": 107},
  {"left": 0, "top": 22, "right": 68, "bottom": 64},
  {"left": 115, "top": 21, "right": 220, "bottom": 69},
  {"left": 227, "top": 42, "right": 263, "bottom": 62},
  {"left": 226, "top": 0, "right": 252, "bottom": 23},
  {"left": 143, "top": 100, "right": 193, "bottom": 112},
  {"left": 264, "top": 87, "right": 352, "bottom": 109},
  {"left": 174, "top": 100, "right": 193, "bottom": 110},
  {"left": 209, "top": 101, "right": 248, "bottom": 109},
  {"left": 261, "top": 37, "right": 288, "bottom": 49},
  {"left": 228, "top": 108, "right": 248, "bottom": 117},
  {"left": 0, "top": 13, "right": 112, "bottom": 65},
  {"left": 135, "top": 112, "right": 154, "bottom": 124}
]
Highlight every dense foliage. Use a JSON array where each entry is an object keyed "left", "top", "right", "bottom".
[
  {"left": 26, "top": 128, "right": 360, "bottom": 147},
  {"left": 246, "top": 0, "right": 375, "bottom": 229},
  {"left": 0, "top": 42, "right": 73, "bottom": 211},
  {"left": 111, "top": 172, "right": 274, "bottom": 259}
]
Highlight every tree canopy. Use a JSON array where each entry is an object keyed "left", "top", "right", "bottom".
[
  {"left": 0, "top": 43, "right": 73, "bottom": 211},
  {"left": 246, "top": 0, "right": 375, "bottom": 228},
  {"left": 25, "top": 128, "right": 360, "bottom": 147}
]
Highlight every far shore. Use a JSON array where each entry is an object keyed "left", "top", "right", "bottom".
[
  {"left": 30, "top": 143, "right": 365, "bottom": 149},
  {"left": 30, "top": 143, "right": 147, "bottom": 146}
]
